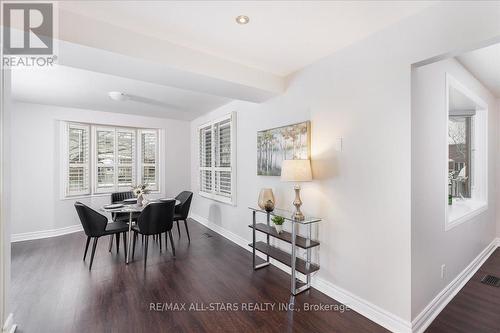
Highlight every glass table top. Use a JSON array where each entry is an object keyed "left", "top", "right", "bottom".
[{"left": 248, "top": 206, "right": 322, "bottom": 224}]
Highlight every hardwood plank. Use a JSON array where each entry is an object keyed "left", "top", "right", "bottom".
[
  {"left": 426, "top": 248, "right": 500, "bottom": 332},
  {"left": 11, "top": 218, "right": 387, "bottom": 333},
  {"left": 248, "top": 223, "right": 320, "bottom": 249}
]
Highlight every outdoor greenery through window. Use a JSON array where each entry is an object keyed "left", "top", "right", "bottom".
[
  {"left": 448, "top": 115, "right": 473, "bottom": 199},
  {"left": 199, "top": 113, "right": 234, "bottom": 203},
  {"left": 65, "top": 122, "right": 159, "bottom": 197}
]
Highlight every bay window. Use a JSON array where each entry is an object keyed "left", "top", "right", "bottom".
[{"left": 63, "top": 122, "right": 159, "bottom": 197}]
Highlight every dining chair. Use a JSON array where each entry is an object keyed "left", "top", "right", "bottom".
[
  {"left": 173, "top": 191, "right": 193, "bottom": 242},
  {"left": 74, "top": 202, "right": 130, "bottom": 270},
  {"left": 131, "top": 200, "right": 176, "bottom": 268},
  {"left": 108, "top": 191, "right": 140, "bottom": 252}
]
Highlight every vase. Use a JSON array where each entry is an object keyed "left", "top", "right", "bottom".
[
  {"left": 137, "top": 194, "right": 145, "bottom": 207},
  {"left": 258, "top": 188, "right": 275, "bottom": 211},
  {"left": 274, "top": 224, "right": 283, "bottom": 234}
]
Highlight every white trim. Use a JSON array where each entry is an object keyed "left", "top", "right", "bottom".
[
  {"left": 11, "top": 225, "right": 82, "bottom": 243},
  {"left": 446, "top": 201, "right": 487, "bottom": 231},
  {"left": 2, "top": 313, "right": 16, "bottom": 333},
  {"left": 190, "top": 213, "right": 412, "bottom": 333},
  {"left": 411, "top": 238, "right": 500, "bottom": 333}
]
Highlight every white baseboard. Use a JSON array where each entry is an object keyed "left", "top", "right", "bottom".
[
  {"left": 2, "top": 313, "right": 16, "bottom": 333},
  {"left": 11, "top": 224, "right": 82, "bottom": 243},
  {"left": 190, "top": 213, "right": 412, "bottom": 333},
  {"left": 411, "top": 237, "right": 500, "bottom": 333}
]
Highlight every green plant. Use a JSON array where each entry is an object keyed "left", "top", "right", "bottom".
[{"left": 271, "top": 215, "right": 284, "bottom": 226}]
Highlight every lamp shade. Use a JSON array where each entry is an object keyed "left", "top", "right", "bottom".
[{"left": 280, "top": 159, "right": 312, "bottom": 182}]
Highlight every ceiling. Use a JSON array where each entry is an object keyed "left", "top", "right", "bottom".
[
  {"left": 457, "top": 43, "right": 500, "bottom": 98},
  {"left": 12, "top": 1, "right": 435, "bottom": 120},
  {"left": 11, "top": 65, "right": 230, "bottom": 120},
  {"left": 59, "top": 1, "right": 432, "bottom": 76}
]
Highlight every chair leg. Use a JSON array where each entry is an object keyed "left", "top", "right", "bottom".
[
  {"left": 159, "top": 233, "right": 162, "bottom": 252},
  {"left": 108, "top": 235, "right": 113, "bottom": 252},
  {"left": 144, "top": 236, "right": 149, "bottom": 269},
  {"left": 83, "top": 236, "right": 91, "bottom": 260},
  {"left": 132, "top": 231, "right": 137, "bottom": 260},
  {"left": 116, "top": 233, "right": 120, "bottom": 253},
  {"left": 184, "top": 220, "right": 191, "bottom": 242},
  {"left": 176, "top": 220, "right": 181, "bottom": 238},
  {"left": 89, "top": 237, "right": 98, "bottom": 270},
  {"left": 122, "top": 232, "right": 127, "bottom": 258},
  {"left": 168, "top": 231, "right": 175, "bottom": 257}
]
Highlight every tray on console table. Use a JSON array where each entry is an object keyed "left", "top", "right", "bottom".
[{"left": 248, "top": 206, "right": 322, "bottom": 296}]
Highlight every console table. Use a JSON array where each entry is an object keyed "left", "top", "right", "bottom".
[{"left": 248, "top": 206, "right": 322, "bottom": 295}]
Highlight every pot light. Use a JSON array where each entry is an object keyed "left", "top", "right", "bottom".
[
  {"left": 108, "top": 91, "right": 129, "bottom": 101},
  {"left": 235, "top": 15, "right": 249, "bottom": 25}
]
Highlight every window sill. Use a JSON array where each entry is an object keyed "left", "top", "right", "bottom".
[
  {"left": 61, "top": 191, "right": 161, "bottom": 201},
  {"left": 446, "top": 199, "right": 487, "bottom": 231},
  {"left": 199, "top": 191, "right": 235, "bottom": 206}
]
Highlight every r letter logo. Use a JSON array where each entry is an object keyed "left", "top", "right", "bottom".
[{"left": 3, "top": 3, "right": 53, "bottom": 55}]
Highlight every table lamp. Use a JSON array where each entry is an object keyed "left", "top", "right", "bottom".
[{"left": 280, "top": 159, "right": 312, "bottom": 220}]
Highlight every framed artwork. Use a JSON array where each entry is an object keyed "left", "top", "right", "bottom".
[{"left": 257, "top": 121, "right": 310, "bottom": 176}]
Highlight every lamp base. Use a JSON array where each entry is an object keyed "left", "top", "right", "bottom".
[
  {"left": 292, "top": 185, "right": 305, "bottom": 221},
  {"left": 293, "top": 210, "right": 305, "bottom": 221}
]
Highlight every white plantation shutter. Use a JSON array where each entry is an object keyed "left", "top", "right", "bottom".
[
  {"left": 96, "top": 127, "right": 115, "bottom": 191},
  {"left": 198, "top": 113, "right": 235, "bottom": 203},
  {"left": 117, "top": 129, "right": 136, "bottom": 188},
  {"left": 199, "top": 124, "right": 213, "bottom": 192},
  {"left": 140, "top": 130, "right": 158, "bottom": 190},
  {"left": 63, "top": 123, "right": 159, "bottom": 197},
  {"left": 67, "top": 123, "right": 90, "bottom": 196}
]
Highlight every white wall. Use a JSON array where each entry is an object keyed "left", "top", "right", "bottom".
[
  {"left": 1, "top": 69, "right": 13, "bottom": 329},
  {"left": 498, "top": 99, "right": 500, "bottom": 238},
  {"left": 411, "top": 59, "right": 499, "bottom": 318},
  {"left": 9, "top": 102, "right": 191, "bottom": 236},
  {"left": 190, "top": 3, "right": 500, "bottom": 328}
]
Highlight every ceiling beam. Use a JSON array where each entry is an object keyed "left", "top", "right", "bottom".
[{"left": 57, "top": 9, "right": 284, "bottom": 102}]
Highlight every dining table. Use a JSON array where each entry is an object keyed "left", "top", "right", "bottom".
[{"left": 101, "top": 198, "right": 181, "bottom": 264}]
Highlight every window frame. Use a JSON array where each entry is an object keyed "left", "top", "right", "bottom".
[
  {"left": 65, "top": 122, "right": 91, "bottom": 197},
  {"left": 198, "top": 112, "right": 236, "bottom": 205},
  {"left": 138, "top": 129, "right": 160, "bottom": 192},
  {"left": 61, "top": 121, "right": 160, "bottom": 199},
  {"left": 445, "top": 74, "right": 488, "bottom": 231}
]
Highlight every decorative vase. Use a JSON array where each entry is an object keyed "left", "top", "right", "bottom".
[
  {"left": 137, "top": 194, "right": 144, "bottom": 207},
  {"left": 274, "top": 224, "right": 283, "bottom": 234},
  {"left": 258, "top": 188, "right": 275, "bottom": 211}
]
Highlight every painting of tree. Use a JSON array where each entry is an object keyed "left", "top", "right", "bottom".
[{"left": 257, "top": 121, "right": 310, "bottom": 176}]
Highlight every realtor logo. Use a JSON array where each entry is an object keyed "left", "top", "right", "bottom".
[{"left": 3, "top": 3, "right": 53, "bottom": 55}]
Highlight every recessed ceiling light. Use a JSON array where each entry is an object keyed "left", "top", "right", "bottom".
[
  {"left": 108, "top": 91, "right": 129, "bottom": 101},
  {"left": 235, "top": 15, "right": 249, "bottom": 25}
]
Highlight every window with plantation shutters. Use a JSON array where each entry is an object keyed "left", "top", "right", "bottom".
[
  {"left": 198, "top": 113, "right": 235, "bottom": 204},
  {"left": 67, "top": 123, "right": 90, "bottom": 196},
  {"left": 140, "top": 130, "right": 158, "bottom": 191},
  {"left": 63, "top": 122, "right": 159, "bottom": 198}
]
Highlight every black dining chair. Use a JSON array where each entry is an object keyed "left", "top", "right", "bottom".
[
  {"left": 108, "top": 191, "right": 140, "bottom": 252},
  {"left": 131, "top": 200, "right": 176, "bottom": 268},
  {"left": 173, "top": 191, "right": 193, "bottom": 242},
  {"left": 74, "top": 202, "right": 130, "bottom": 270}
]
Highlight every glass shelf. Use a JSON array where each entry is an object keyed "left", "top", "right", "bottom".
[{"left": 248, "top": 206, "right": 322, "bottom": 224}]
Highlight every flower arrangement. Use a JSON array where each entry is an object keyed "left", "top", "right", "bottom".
[
  {"left": 132, "top": 184, "right": 150, "bottom": 197},
  {"left": 132, "top": 184, "right": 150, "bottom": 205}
]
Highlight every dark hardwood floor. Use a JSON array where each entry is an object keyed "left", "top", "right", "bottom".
[
  {"left": 426, "top": 248, "right": 500, "bottom": 333},
  {"left": 11, "top": 218, "right": 387, "bottom": 333}
]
